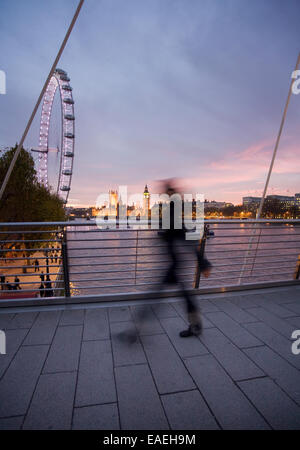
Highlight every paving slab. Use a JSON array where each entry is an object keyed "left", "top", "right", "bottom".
[
  {"left": 151, "top": 302, "right": 178, "bottom": 318},
  {"left": 23, "top": 372, "right": 77, "bottom": 430},
  {"left": 229, "top": 295, "right": 257, "bottom": 309},
  {"left": 247, "top": 294, "right": 297, "bottom": 318},
  {"left": 43, "top": 325, "right": 82, "bottom": 373},
  {"left": 110, "top": 321, "right": 147, "bottom": 367},
  {"left": 244, "top": 346, "right": 300, "bottom": 405},
  {"left": 246, "top": 307, "right": 296, "bottom": 339},
  {"left": 141, "top": 334, "right": 195, "bottom": 394},
  {"left": 172, "top": 302, "right": 214, "bottom": 328},
  {"left": 0, "top": 416, "right": 24, "bottom": 430},
  {"left": 171, "top": 302, "right": 186, "bottom": 318},
  {"left": 75, "top": 340, "right": 116, "bottom": 407},
  {"left": 210, "top": 298, "right": 258, "bottom": 323},
  {"left": 238, "top": 377, "right": 300, "bottom": 430},
  {"left": 5, "top": 312, "right": 38, "bottom": 329},
  {"left": 205, "top": 311, "right": 262, "bottom": 348},
  {"left": 185, "top": 354, "right": 269, "bottom": 429},
  {"left": 23, "top": 310, "right": 61, "bottom": 346},
  {"left": 115, "top": 364, "right": 168, "bottom": 430},
  {"left": 0, "top": 328, "right": 28, "bottom": 378},
  {"left": 284, "top": 302, "right": 300, "bottom": 315},
  {"left": 0, "top": 313, "right": 15, "bottom": 329},
  {"left": 268, "top": 291, "right": 299, "bottom": 304},
  {"left": 260, "top": 301, "right": 297, "bottom": 319},
  {"left": 108, "top": 306, "right": 132, "bottom": 323},
  {"left": 243, "top": 322, "right": 300, "bottom": 370},
  {"left": 286, "top": 316, "right": 300, "bottom": 328},
  {"left": 194, "top": 298, "right": 220, "bottom": 312},
  {"left": 0, "top": 345, "right": 49, "bottom": 417},
  {"left": 199, "top": 328, "right": 264, "bottom": 381},
  {"left": 161, "top": 390, "right": 219, "bottom": 430},
  {"left": 159, "top": 317, "right": 209, "bottom": 357},
  {"left": 131, "top": 305, "right": 164, "bottom": 335},
  {"left": 201, "top": 314, "right": 217, "bottom": 329},
  {"left": 73, "top": 404, "right": 119, "bottom": 430},
  {"left": 60, "top": 309, "right": 85, "bottom": 326},
  {"left": 83, "top": 308, "right": 109, "bottom": 341}
]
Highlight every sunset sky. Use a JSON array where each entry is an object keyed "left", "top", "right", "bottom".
[{"left": 1, "top": 0, "right": 300, "bottom": 206}]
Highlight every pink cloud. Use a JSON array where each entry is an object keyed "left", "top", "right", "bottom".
[
  {"left": 181, "top": 135, "right": 300, "bottom": 203},
  {"left": 71, "top": 136, "right": 299, "bottom": 206},
  {"left": 207, "top": 137, "right": 299, "bottom": 178}
]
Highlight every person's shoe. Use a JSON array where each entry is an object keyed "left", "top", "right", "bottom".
[
  {"left": 179, "top": 326, "right": 194, "bottom": 337},
  {"left": 179, "top": 323, "right": 202, "bottom": 338}
]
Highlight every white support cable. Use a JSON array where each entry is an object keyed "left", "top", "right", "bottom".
[
  {"left": 0, "top": 0, "right": 84, "bottom": 202},
  {"left": 238, "top": 52, "right": 300, "bottom": 284}
]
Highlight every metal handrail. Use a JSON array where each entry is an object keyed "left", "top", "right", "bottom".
[
  {"left": 0, "top": 219, "right": 299, "bottom": 304},
  {"left": 4, "top": 259, "right": 295, "bottom": 280},
  {"left": 1, "top": 218, "right": 300, "bottom": 225}
]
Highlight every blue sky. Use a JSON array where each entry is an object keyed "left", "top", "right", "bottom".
[{"left": 1, "top": 0, "right": 300, "bottom": 206}]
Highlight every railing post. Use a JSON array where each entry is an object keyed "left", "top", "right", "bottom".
[
  {"left": 61, "top": 227, "right": 71, "bottom": 297},
  {"left": 134, "top": 230, "right": 139, "bottom": 285},
  {"left": 294, "top": 255, "right": 300, "bottom": 280},
  {"left": 193, "top": 227, "right": 207, "bottom": 289}
]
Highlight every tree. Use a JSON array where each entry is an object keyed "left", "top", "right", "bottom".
[
  {"left": 0, "top": 145, "right": 66, "bottom": 267},
  {"left": 262, "top": 199, "right": 285, "bottom": 219},
  {"left": 0, "top": 145, "right": 66, "bottom": 222},
  {"left": 222, "top": 205, "right": 235, "bottom": 217},
  {"left": 288, "top": 205, "right": 300, "bottom": 219},
  {"left": 204, "top": 206, "right": 219, "bottom": 215}
]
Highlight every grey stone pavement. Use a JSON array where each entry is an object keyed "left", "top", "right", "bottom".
[{"left": 0, "top": 285, "right": 300, "bottom": 430}]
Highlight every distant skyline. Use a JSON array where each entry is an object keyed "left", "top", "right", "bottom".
[
  {"left": 66, "top": 188, "right": 300, "bottom": 209},
  {"left": 1, "top": 0, "right": 300, "bottom": 206}
]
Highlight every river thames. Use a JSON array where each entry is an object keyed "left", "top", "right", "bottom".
[{"left": 66, "top": 220, "right": 300, "bottom": 297}]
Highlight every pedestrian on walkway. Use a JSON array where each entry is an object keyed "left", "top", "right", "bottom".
[
  {"left": 5, "top": 282, "right": 13, "bottom": 290},
  {"left": 0, "top": 275, "right": 5, "bottom": 290},
  {"left": 14, "top": 276, "right": 21, "bottom": 290},
  {"left": 119, "top": 179, "right": 212, "bottom": 344},
  {"left": 39, "top": 282, "right": 45, "bottom": 298},
  {"left": 40, "top": 271, "right": 45, "bottom": 282},
  {"left": 0, "top": 245, "right": 6, "bottom": 264},
  {"left": 34, "top": 259, "right": 39, "bottom": 272},
  {"left": 159, "top": 180, "right": 212, "bottom": 337},
  {"left": 45, "top": 275, "right": 53, "bottom": 297}
]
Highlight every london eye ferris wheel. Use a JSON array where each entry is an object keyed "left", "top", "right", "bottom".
[{"left": 31, "top": 68, "right": 75, "bottom": 204}]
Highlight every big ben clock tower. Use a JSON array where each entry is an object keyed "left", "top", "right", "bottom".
[{"left": 143, "top": 184, "right": 150, "bottom": 218}]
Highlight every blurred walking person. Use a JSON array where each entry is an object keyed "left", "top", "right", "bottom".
[
  {"left": 158, "top": 180, "right": 212, "bottom": 337},
  {"left": 119, "top": 179, "right": 212, "bottom": 343}
]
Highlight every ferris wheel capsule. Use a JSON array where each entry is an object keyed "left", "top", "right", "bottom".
[
  {"left": 56, "top": 68, "right": 67, "bottom": 75},
  {"left": 60, "top": 75, "right": 70, "bottom": 82}
]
